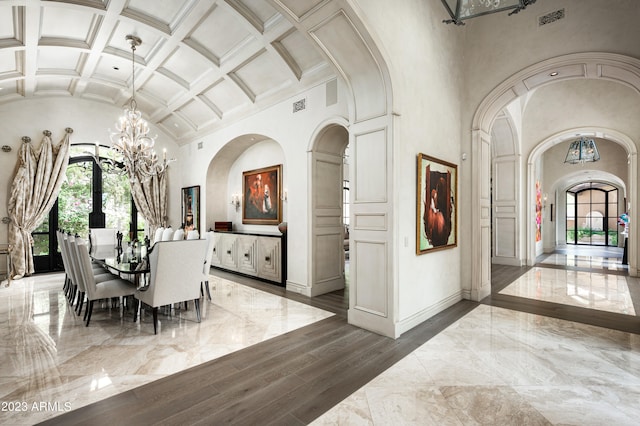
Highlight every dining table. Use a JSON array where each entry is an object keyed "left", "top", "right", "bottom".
[{"left": 90, "top": 244, "right": 150, "bottom": 288}]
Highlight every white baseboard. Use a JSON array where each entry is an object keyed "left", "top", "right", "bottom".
[
  {"left": 286, "top": 280, "right": 311, "bottom": 297},
  {"left": 491, "top": 257, "right": 524, "bottom": 266},
  {"left": 394, "top": 291, "right": 463, "bottom": 337}
]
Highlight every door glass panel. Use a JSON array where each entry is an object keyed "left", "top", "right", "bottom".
[
  {"left": 58, "top": 162, "right": 92, "bottom": 237},
  {"left": 32, "top": 235, "right": 49, "bottom": 255},
  {"left": 566, "top": 184, "right": 619, "bottom": 246},
  {"left": 103, "top": 171, "right": 132, "bottom": 237},
  {"left": 137, "top": 211, "right": 147, "bottom": 241}
]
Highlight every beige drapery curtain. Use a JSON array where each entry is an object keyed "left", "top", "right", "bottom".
[
  {"left": 128, "top": 170, "right": 168, "bottom": 240},
  {"left": 8, "top": 129, "right": 72, "bottom": 279}
]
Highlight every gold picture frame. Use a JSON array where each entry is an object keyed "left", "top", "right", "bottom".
[
  {"left": 242, "top": 164, "right": 282, "bottom": 225},
  {"left": 416, "top": 154, "right": 457, "bottom": 254}
]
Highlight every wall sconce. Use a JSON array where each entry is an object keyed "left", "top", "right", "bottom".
[
  {"left": 230, "top": 194, "right": 241, "bottom": 211},
  {"left": 1, "top": 145, "right": 11, "bottom": 153}
]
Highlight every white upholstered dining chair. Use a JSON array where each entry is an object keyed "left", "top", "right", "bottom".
[
  {"left": 72, "top": 238, "right": 136, "bottom": 326},
  {"left": 89, "top": 228, "right": 117, "bottom": 249},
  {"left": 134, "top": 239, "right": 208, "bottom": 334},
  {"left": 161, "top": 227, "right": 174, "bottom": 241},
  {"left": 153, "top": 227, "right": 165, "bottom": 244}
]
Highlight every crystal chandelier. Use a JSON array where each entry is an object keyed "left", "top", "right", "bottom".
[
  {"left": 441, "top": 0, "right": 537, "bottom": 25},
  {"left": 109, "top": 35, "right": 174, "bottom": 180},
  {"left": 564, "top": 136, "right": 600, "bottom": 165}
]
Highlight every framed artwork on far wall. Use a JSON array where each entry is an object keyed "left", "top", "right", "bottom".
[
  {"left": 181, "top": 185, "right": 200, "bottom": 233},
  {"left": 242, "top": 164, "right": 282, "bottom": 225},
  {"left": 416, "top": 153, "right": 457, "bottom": 254}
]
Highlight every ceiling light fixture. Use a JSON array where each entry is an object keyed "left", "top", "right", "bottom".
[
  {"left": 564, "top": 136, "right": 600, "bottom": 165},
  {"left": 549, "top": 71, "right": 559, "bottom": 76},
  {"left": 109, "top": 34, "right": 175, "bottom": 181},
  {"left": 441, "top": 0, "right": 537, "bottom": 25}
]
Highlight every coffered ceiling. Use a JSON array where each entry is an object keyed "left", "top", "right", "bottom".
[{"left": 0, "top": 0, "right": 335, "bottom": 144}]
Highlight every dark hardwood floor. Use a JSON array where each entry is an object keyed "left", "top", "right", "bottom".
[{"left": 39, "top": 269, "right": 478, "bottom": 426}]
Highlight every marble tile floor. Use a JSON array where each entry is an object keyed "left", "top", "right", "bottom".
[
  {"left": 313, "top": 303, "right": 640, "bottom": 425},
  {"left": 538, "top": 245, "right": 626, "bottom": 272},
  {"left": 0, "top": 273, "right": 333, "bottom": 425},
  {"left": 498, "top": 267, "right": 637, "bottom": 316}
]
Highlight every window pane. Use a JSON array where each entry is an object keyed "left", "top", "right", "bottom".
[
  {"left": 34, "top": 215, "right": 49, "bottom": 233},
  {"left": 103, "top": 171, "right": 131, "bottom": 237},
  {"left": 137, "top": 211, "right": 146, "bottom": 241},
  {"left": 590, "top": 190, "right": 606, "bottom": 203},
  {"left": 576, "top": 191, "right": 591, "bottom": 204},
  {"left": 32, "top": 234, "right": 49, "bottom": 256},
  {"left": 566, "top": 192, "right": 575, "bottom": 205},
  {"left": 58, "top": 162, "right": 92, "bottom": 238}
]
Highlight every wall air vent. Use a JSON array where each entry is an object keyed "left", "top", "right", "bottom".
[
  {"left": 538, "top": 9, "right": 565, "bottom": 26},
  {"left": 293, "top": 98, "right": 306, "bottom": 113}
]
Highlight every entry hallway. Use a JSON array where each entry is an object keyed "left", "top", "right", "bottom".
[{"left": 1, "top": 246, "right": 639, "bottom": 425}]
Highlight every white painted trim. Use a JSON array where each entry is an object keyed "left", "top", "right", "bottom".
[
  {"left": 472, "top": 52, "right": 640, "bottom": 298},
  {"left": 395, "top": 291, "right": 463, "bottom": 337},
  {"left": 286, "top": 280, "right": 311, "bottom": 297}
]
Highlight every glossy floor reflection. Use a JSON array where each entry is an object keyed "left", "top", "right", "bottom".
[
  {"left": 539, "top": 245, "right": 627, "bottom": 271},
  {"left": 313, "top": 304, "right": 640, "bottom": 425},
  {"left": 314, "top": 246, "right": 640, "bottom": 425},
  {"left": 498, "top": 267, "right": 636, "bottom": 315},
  {"left": 0, "top": 273, "right": 333, "bottom": 425}
]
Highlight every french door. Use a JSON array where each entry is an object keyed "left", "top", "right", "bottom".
[{"left": 565, "top": 182, "right": 619, "bottom": 246}]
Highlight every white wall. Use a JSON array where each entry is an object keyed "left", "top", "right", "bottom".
[
  {"left": 352, "top": 0, "right": 466, "bottom": 326},
  {"left": 179, "top": 79, "right": 349, "bottom": 291}
]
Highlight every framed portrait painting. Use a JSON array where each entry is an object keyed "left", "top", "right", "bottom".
[
  {"left": 181, "top": 185, "right": 200, "bottom": 233},
  {"left": 242, "top": 164, "right": 282, "bottom": 225},
  {"left": 416, "top": 154, "right": 457, "bottom": 254}
]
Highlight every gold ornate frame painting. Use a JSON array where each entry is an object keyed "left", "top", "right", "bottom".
[
  {"left": 416, "top": 154, "right": 457, "bottom": 254},
  {"left": 242, "top": 164, "right": 282, "bottom": 225},
  {"left": 181, "top": 185, "right": 200, "bottom": 233}
]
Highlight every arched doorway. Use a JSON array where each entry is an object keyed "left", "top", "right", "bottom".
[
  {"left": 308, "top": 123, "right": 350, "bottom": 296},
  {"left": 471, "top": 53, "right": 640, "bottom": 300}
]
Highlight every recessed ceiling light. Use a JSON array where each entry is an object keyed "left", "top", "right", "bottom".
[{"left": 549, "top": 71, "right": 559, "bottom": 76}]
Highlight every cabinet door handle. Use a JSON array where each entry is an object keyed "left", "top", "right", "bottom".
[
  {"left": 226, "top": 250, "right": 231, "bottom": 254},
  {"left": 244, "top": 252, "right": 250, "bottom": 258},
  {"left": 213, "top": 247, "right": 216, "bottom": 253},
  {"left": 265, "top": 256, "right": 271, "bottom": 262}
]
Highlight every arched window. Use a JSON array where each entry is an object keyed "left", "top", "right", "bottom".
[
  {"left": 566, "top": 182, "right": 619, "bottom": 246},
  {"left": 31, "top": 144, "right": 144, "bottom": 272}
]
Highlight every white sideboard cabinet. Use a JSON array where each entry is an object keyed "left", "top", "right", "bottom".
[{"left": 211, "top": 231, "right": 286, "bottom": 286}]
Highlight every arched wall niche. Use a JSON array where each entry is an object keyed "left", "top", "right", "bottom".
[
  {"left": 470, "top": 52, "right": 640, "bottom": 301},
  {"left": 205, "top": 133, "right": 282, "bottom": 231}
]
